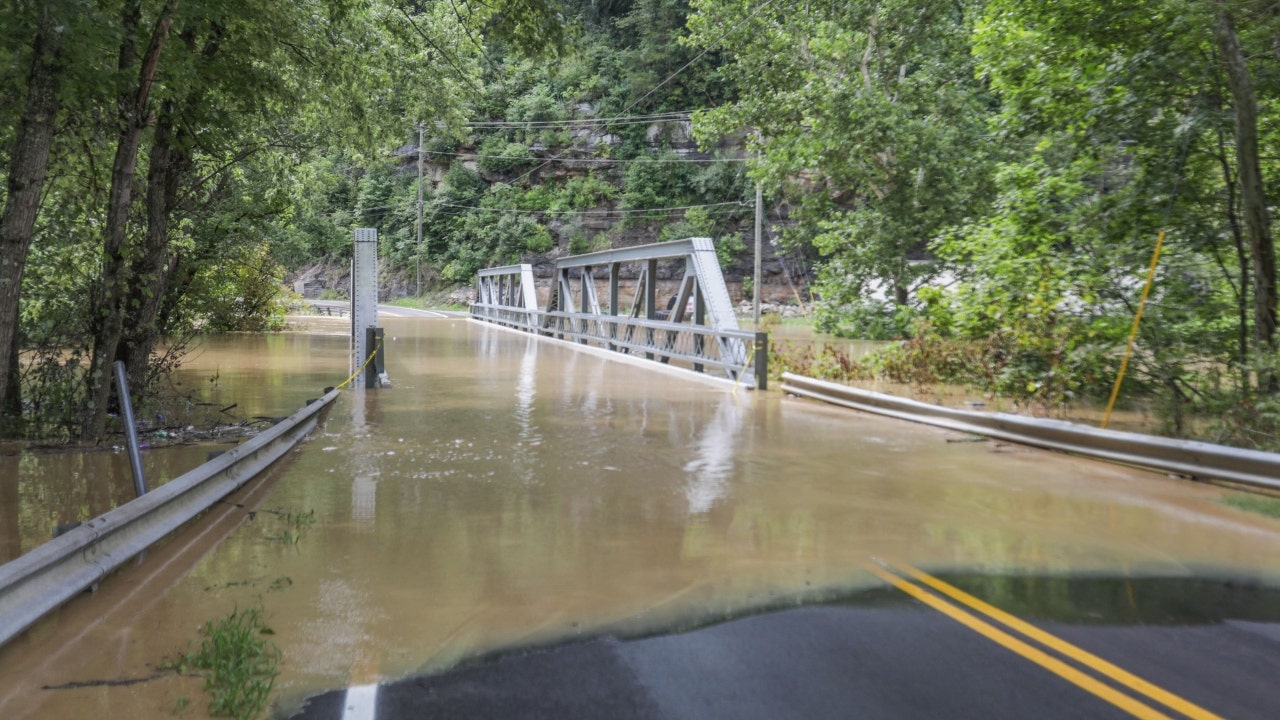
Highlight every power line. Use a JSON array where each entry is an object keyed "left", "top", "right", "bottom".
[
  {"left": 512, "top": 0, "right": 777, "bottom": 186},
  {"left": 463, "top": 111, "right": 692, "bottom": 129},
  {"left": 624, "top": 1, "right": 777, "bottom": 118},
  {"left": 422, "top": 149, "right": 747, "bottom": 164},
  {"left": 319, "top": 200, "right": 750, "bottom": 220},
  {"left": 434, "top": 200, "right": 747, "bottom": 215}
]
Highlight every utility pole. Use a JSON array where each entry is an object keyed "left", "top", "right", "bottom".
[
  {"left": 416, "top": 124, "right": 424, "bottom": 297},
  {"left": 753, "top": 181, "right": 762, "bottom": 327}
]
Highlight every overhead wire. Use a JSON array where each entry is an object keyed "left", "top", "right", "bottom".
[
  {"left": 462, "top": 111, "right": 693, "bottom": 128},
  {"left": 390, "top": 2, "right": 775, "bottom": 259},
  {"left": 320, "top": 199, "right": 750, "bottom": 220},
  {"left": 421, "top": 149, "right": 747, "bottom": 164},
  {"left": 433, "top": 200, "right": 747, "bottom": 215},
  {"left": 511, "top": 0, "right": 778, "bottom": 186}
]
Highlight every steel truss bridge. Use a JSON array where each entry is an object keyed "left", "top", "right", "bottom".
[{"left": 471, "top": 238, "right": 767, "bottom": 388}]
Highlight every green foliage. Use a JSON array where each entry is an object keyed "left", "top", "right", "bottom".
[
  {"left": 477, "top": 135, "right": 536, "bottom": 174},
  {"left": 622, "top": 151, "right": 699, "bottom": 211},
  {"left": 689, "top": 0, "right": 996, "bottom": 317},
  {"left": 558, "top": 173, "right": 618, "bottom": 210},
  {"left": 173, "top": 604, "right": 279, "bottom": 720},
  {"left": 183, "top": 247, "right": 288, "bottom": 334},
  {"left": 813, "top": 297, "right": 915, "bottom": 341},
  {"left": 1222, "top": 493, "right": 1280, "bottom": 520},
  {"left": 768, "top": 341, "right": 873, "bottom": 384},
  {"left": 2, "top": 0, "right": 572, "bottom": 439},
  {"left": 264, "top": 508, "right": 317, "bottom": 545},
  {"left": 688, "top": 0, "right": 1280, "bottom": 446}
]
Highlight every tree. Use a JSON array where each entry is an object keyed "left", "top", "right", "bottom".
[
  {"left": 1213, "top": 2, "right": 1276, "bottom": 360},
  {"left": 942, "top": 0, "right": 1280, "bottom": 431},
  {"left": 1, "top": 0, "right": 571, "bottom": 440},
  {"left": 0, "top": 2, "right": 73, "bottom": 427},
  {"left": 685, "top": 0, "right": 995, "bottom": 338}
]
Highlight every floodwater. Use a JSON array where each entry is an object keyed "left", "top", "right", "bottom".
[
  {"left": 0, "top": 330, "right": 350, "bottom": 565},
  {"left": 1, "top": 319, "right": 1279, "bottom": 719}
]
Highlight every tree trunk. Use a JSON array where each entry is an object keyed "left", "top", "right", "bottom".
[
  {"left": 1215, "top": 125, "right": 1252, "bottom": 395},
  {"left": 1215, "top": 6, "right": 1278, "bottom": 365},
  {"left": 120, "top": 104, "right": 186, "bottom": 390},
  {"left": 120, "top": 29, "right": 219, "bottom": 391},
  {"left": 82, "top": 0, "right": 179, "bottom": 440},
  {"left": 0, "top": 8, "right": 66, "bottom": 433}
]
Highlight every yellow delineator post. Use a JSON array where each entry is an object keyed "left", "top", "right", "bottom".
[{"left": 1102, "top": 231, "right": 1166, "bottom": 429}]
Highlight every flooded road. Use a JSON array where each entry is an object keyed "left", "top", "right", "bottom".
[{"left": 1, "top": 318, "right": 1279, "bottom": 719}]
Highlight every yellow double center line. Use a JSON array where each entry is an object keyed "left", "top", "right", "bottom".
[{"left": 866, "top": 561, "right": 1223, "bottom": 720}]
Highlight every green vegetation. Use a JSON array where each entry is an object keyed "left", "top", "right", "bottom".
[
  {"left": 687, "top": 0, "right": 1280, "bottom": 449},
  {"left": 263, "top": 508, "right": 317, "bottom": 545},
  {"left": 0, "top": 0, "right": 562, "bottom": 441},
  {"left": 169, "top": 604, "right": 279, "bottom": 720},
  {"left": 1222, "top": 493, "right": 1280, "bottom": 520}
]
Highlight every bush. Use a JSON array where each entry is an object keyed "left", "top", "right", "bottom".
[{"left": 476, "top": 135, "right": 536, "bottom": 174}]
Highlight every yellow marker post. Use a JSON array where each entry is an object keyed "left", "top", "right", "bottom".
[{"left": 1102, "top": 231, "right": 1165, "bottom": 428}]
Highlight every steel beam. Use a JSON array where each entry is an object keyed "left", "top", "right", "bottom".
[
  {"left": 352, "top": 229, "right": 379, "bottom": 387},
  {"left": 553, "top": 238, "right": 703, "bottom": 269}
]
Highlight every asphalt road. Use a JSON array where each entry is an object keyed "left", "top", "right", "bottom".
[
  {"left": 285, "top": 568, "right": 1280, "bottom": 720},
  {"left": 303, "top": 299, "right": 460, "bottom": 319}
]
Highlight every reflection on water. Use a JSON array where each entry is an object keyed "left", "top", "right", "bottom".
[
  {"left": 683, "top": 400, "right": 743, "bottom": 514},
  {"left": 0, "top": 332, "right": 350, "bottom": 565},
  {"left": 1, "top": 320, "right": 1279, "bottom": 720},
  {"left": 0, "top": 443, "right": 225, "bottom": 563}
]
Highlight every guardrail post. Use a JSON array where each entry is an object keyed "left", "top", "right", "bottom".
[
  {"left": 112, "top": 361, "right": 148, "bottom": 497},
  {"left": 754, "top": 332, "right": 769, "bottom": 391},
  {"left": 365, "top": 327, "right": 386, "bottom": 387}
]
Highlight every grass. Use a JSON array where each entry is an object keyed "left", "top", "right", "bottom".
[
  {"left": 168, "top": 604, "right": 279, "bottom": 720},
  {"left": 385, "top": 291, "right": 468, "bottom": 312},
  {"left": 1222, "top": 493, "right": 1280, "bottom": 519},
  {"left": 263, "top": 507, "right": 316, "bottom": 545}
]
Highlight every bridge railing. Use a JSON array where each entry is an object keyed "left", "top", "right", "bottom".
[
  {"left": 471, "top": 240, "right": 767, "bottom": 388},
  {"left": 471, "top": 303, "right": 763, "bottom": 383}
]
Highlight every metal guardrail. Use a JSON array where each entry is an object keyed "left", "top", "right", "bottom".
[
  {"left": 0, "top": 388, "right": 340, "bottom": 649},
  {"left": 472, "top": 304, "right": 765, "bottom": 385},
  {"left": 780, "top": 373, "right": 1280, "bottom": 491}
]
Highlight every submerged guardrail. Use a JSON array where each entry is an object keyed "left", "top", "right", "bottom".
[
  {"left": 0, "top": 388, "right": 340, "bottom": 649},
  {"left": 781, "top": 373, "right": 1280, "bottom": 492}
]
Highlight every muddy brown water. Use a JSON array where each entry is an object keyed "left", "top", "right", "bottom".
[{"left": 1, "top": 318, "right": 1279, "bottom": 719}]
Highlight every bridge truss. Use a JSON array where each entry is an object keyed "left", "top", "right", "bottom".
[{"left": 472, "top": 238, "right": 767, "bottom": 388}]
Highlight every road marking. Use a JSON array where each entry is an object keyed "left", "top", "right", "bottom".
[
  {"left": 886, "top": 561, "right": 1224, "bottom": 720},
  {"left": 342, "top": 683, "right": 378, "bottom": 720},
  {"left": 864, "top": 563, "right": 1172, "bottom": 720}
]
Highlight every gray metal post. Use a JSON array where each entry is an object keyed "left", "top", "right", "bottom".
[
  {"left": 352, "top": 228, "right": 379, "bottom": 386},
  {"left": 754, "top": 182, "right": 762, "bottom": 327},
  {"left": 112, "top": 361, "right": 147, "bottom": 497},
  {"left": 416, "top": 125, "right": 424, "bottom": 297},
  {"left": 754, "top": 331, "right": 769, "bottom": 391},
  {"left": 365, "top": 327, "right": 386, "bottom": 388},
  {"left": 645, "top": 259, "right": 657, "bottom": 360},
  {"left": 608, "top": 262, "right": 619, "bottom": 351},
  {"left": 694, "top": 290, "right": 706, "bottom": 374}
]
